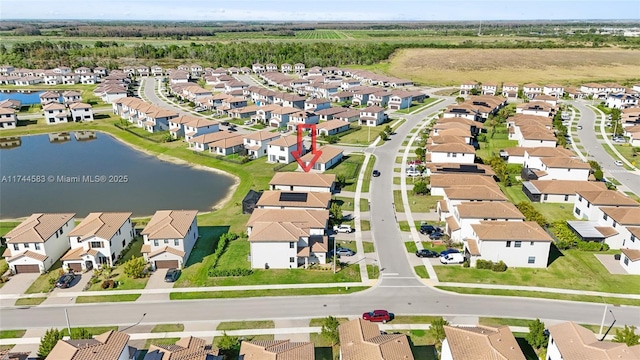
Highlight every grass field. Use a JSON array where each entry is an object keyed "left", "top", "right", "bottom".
[
  {"left": 386, "top": 48, "right": 640, "bottom": 86},
  {"left": 151, "top": 324, "right": 184, "bottom": 333},
  {"left": 75, "top": 294, "right": 141, "bottom": 303},
  {"left": 169, "top": 286, "right": 368, "bottom": 300},
  {"left": 217, "top": 321, "right": 274, "bottom": 331},
  {"left": 14, "top": 297, "right": 46, "bottom": 306}
]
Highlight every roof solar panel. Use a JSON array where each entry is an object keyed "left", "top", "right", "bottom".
[{"left": 279, "top": 192, "right": 308, "bottom": 202}]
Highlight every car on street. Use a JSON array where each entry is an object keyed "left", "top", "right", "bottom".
[
  {"left": 55, "top": 273, "right": 75, "bottom": 288},
  {"left": 333, "top": 224, "right": 353, "bottom": 233},
  {"left": 220, "top": 121, "right": 230, "bottom": 126},
  {"left": 244, "top": 120, "right": 254, "bottom": 125},
  {"left": 429, "top": 231, "right": 444, "bottom": 240},
  {"left": 614, "top": 160, "right": 624, "bottom": 166},
  {"left": 227, "top": 125, "right": 237, "bottom": 132},
  {"left": 164, "top": 268, "right": 181, "bottom": 282},
  {"left": 577, "top": 125, "right": 583, "bottom": 130},
  {"left": 440, "top": 252, "right": 465, "bottom": 264},
  {"left": 372, "top": 170, "right": 381, "bottom": 177},
  {"left": 419, "top": 224, "right": 439, "bottom": 235},
  {"left": 194, "top": 107, "right": 206, "bottom": 112},
  {"left": 416, "top": 249, "right": 439, "bottom": 258},
  {"left": 440, "top": 248, "right": 461, "bottom": 257},
  {"left": 362, "top": 309, "right": 394, "bottom": 323}
]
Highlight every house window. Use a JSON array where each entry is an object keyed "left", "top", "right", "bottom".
[
  {"left": 122, "top": 239, "right": 126, "bottom": 247},
  {"left": 528, "top": 256, "right": 536, "bottom": 264},
  {"left": 578, "top": 196, "right": 582, "bottom": 202},
  {"left": 90, "top": 241, "right": 102, "bottom": 248},
  {"left": 530, "top": 242, "right": 534, "bottom": 246},
  {"left": 543, "top": 194, "right": 548, "bottom": 201},
  {"left": 24, "top": 243, "right": 29, "bottom": 249},
  {"left": 575, "top": 208, "right": 581, "bottom": 215},
  {"left": 586, "top": 202, "right": 590, "bottom": 208},
  {"left": 154, "top": 240, "right": 159, "bottom": 246},
  {"left": 452, "top": 153, "right": 457, "bottom": 158},
  {"left": 624, "top": 257, "right": 629, "bottom": 266},
  {"left": 35, "top": 243, "right": 41, "bottom": 250},
  {"left": 506, "top": 241, "right": 511, "bottom": 247},
  {"left": 564, "top": 195, "right": 569, "bottom": 201},
  {"left": 164, "top": 239, "right": 169, "bottom": 244},
  {"left": 632, "top": 235, "right": 636, "bottom": 243},
  {"left": 515, "top": 241, "right": 522, "bottom": 248},
  {"left": 174, "top": 239, "right": 180, "bottom": 246},
  {"left": 13, "top": 244, "right": 19, "bottom": 251},
  {"left": 613, "top": 222, "right": 617, "bottom": 228},
  {"left": 289, "top": 257, "right": 295, "bottom": 263},
  {"left": 603, "top": 214, "right": 608, "bottom": 221},
  {"left": 289, "top": 242, "right": 295, "bottom": 249}
]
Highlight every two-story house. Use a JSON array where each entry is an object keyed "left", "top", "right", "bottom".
[
  {"left": 39, "top": 91, "right": 61, "bottom": 105},
  {"left": 481, "top": 82, "right": 498, "bottom": 96},
  {"left": 3, "top": 213, "right": 75, "bottom": 273},
  {"left": 447, "top": 202, "right": 525, "bottom": 241},
  {"left": 522, "top": 83, "right": 543, "bottom": 99},
  {"left": 573, "top": 189, "right": 639, "bottom": 221},
  {"left": 61, "top": 212, "right": 134, "bottom": 272},
  {"left": 267, "top": 135, "right": 300, "bottom": 164},
  {"left": 426, "top": 143, "right": 476, "bottom": 164},
  {"left": 141, "top": 210, "right": 199, "bottom": 270},
  {"left": 536, "top": 157, "right": 591, "bottom": 181},
  {"left": 304, "top": 98, "right": 331, "bottom": 112},
  {"left": 43, "top": 103, "right": 69, "bottom": 125},
  {"left": 546, "top": 322, "right": 640, "bottom": 360},
  {"left": 182, "top": 117, "right": 219, "bottom": 142},
  {"left": 143, "top": 108, "right": 179, "bottom": 133},
  {"left": 339, "top": 319, "right": 414, "bottom": 360},
  {"left": 243, "top": 131, "right": 281, "bottom": 159},
  {"left": 256, "top": 191, "right": 331, "bottom": 211},
  {"left": 543, "top": 84, "right": 565, "bottom": 98},
  {"left": 522, "top": 180, "right": 607, "bottom": 203},
  {"left": 68, "top": 102, "right": 94, "bottom": 122},
  {"left": 502, "top": 82, "right": 519, "bottom": 100},
  {"left": 359, "top": 105, "right": 386, "bottom": 126},
  {"left": 316, "top": 119, "right": 351, "bottom": 136},
  {"left": 0, "top": 108, "right": 18, "bottom": 130},
  {"left": 46, "top": 330, "right": 136, "bottom": 360},
  {"left": 239, "top": 339, "right": 313, "bottom": 359},
  {"left": 62, "top": 90, "right": 82, "bottom": 104},
  {"left": 442, "top": 325, "right": 526, "bottom": 360},
  {"left": 459, "top": 81, "right": 478, "bottom": 96},
  {"left": 269, "top": 172, "right": 336, "bottom": 193},
  {"left": 287, "top": 110, "right": 320, "bottom": 131}
]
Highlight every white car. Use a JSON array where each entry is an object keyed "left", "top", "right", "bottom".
[
  {"left": 243, "top": 120, "right": 253, "bottom": 125},
  {"left": 406, "top": 170, "right": 421, "bottom": 177},
  {"left": 333, "top": 224, "right": 353, "bottom": 233},
  {"left": 614, "top": 160, "right": 623, "bottom": 167},
  {"left": 440, "top": 253, "right": 465, "bottom": 264},
  {"left": 613, "top": 137, "right": 626, "bottom": 143}
]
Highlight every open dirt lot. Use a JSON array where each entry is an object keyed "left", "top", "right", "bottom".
[{"left": 387, "top": 48, "right": 640, "bottom": 86}]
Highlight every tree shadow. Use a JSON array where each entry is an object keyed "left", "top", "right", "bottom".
[
  {"left": 516, "top": 336, "right": 539, "bottom": 360},
  {"left": 17, "top": 119, "right": 37, "bottom": 126},
  {"left": 314, "top": 347, "right": 333, "bottom": 360},
  {"left": 184, "top": 226, "right": 230, "bottom": 267},
  {"left": 94, "top": 113, "right": 111, "bottom": 120},
  {"left": 547, "top": 242, "right": 564, "bottom": 267},
  {"left": 407, "top": 337, "right": 438, "bottom": 360}
]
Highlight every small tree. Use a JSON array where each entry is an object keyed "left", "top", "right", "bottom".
[
  {"left": 526, "top": 319, "right": 548, "bottom": 350},
  {"left": 384, "top": 125, "right": 393, "bottom": 135},
  {"left": 428, "top": 317, "right": 449, "bottom": 350},
  {"left": 321, "top": 316, "right": 341, "bottom": 346},
  {"left": 379, "top": 131, "right": 389, "bottom": 141},
  {"left": 38, "top": 328, "right": 63, "bottom": 358},
  {"left": 123, "top": 256, "right": 146, "bottom": 278},
  {"left": 413, "top": 180, "right": 429, "bottom": 195},
  {"left": 329, "top": 202, "right": 343, "bottom": 227},
  {"left": 613, "top": 325, "right": 640, "bottom": 346},
  {"left": 335, "top": 174, "right": 347, "bottom": 189},
  {"left": 216, "top": 332, "right": 240, "bottom": 356},
  {"left": 70, "top": 328, "right": 92, "bottom": 339},
  {"left": 415, "top": 147, "right": 426, "bottom": 161}
]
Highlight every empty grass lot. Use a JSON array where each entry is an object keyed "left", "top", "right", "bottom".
[
  {"left": 499, "top": 185, "right": 578, "bottom": 221},
  {"left": 325, "top": 155, "right": 364, "bottom": 192},
  {"left": 476, "top": 127, "right": 517, "bottom": 161},
  {"left": 339, "top": 121, "right": 393, "bottom": 145},
  {"left": 393, "top": 191, "right": 442, "bottom": 213},
  {"left": 14, "top": 297, "right": 46, "bottom": 306},
  {"left": 151, "top": 324, "right": 184, "bottom": 333},
  {"left": 75, "top": 294, "right": 141, "bottom": 303},
  {"left": 434, "top": 249, "right": 640, "bottom": 294},
  {"left": 217, "top": 321, "right": 274, "bottom": 331}
]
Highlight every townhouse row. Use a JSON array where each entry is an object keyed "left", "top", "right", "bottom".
[{"left": 460, "top": 81, "right": 640, "bottom": 101}]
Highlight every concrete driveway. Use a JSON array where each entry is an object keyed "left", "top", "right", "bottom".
[
  {"left": 0, "top": 273, "right": 39, "bottom": 295},
  {"left": 145, "top": 269, "right": 175, "bottom": 289},
  {"left": 52, "top": 271, "right": 94, "bottom": 293}
]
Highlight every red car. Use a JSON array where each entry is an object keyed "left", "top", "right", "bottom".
[{"left": 362, "top": 310, "right": 394, "bottom": 323}]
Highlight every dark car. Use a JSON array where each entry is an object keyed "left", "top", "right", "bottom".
[
  {"left": 419, "top": 224, "right": 439, "bottom": 235},
  {"left": 164, "top": 268, "right": 181, "bottom": 282},
  {"left": 372, "top": 170, "right": 381, "bottom": 177},
  {"left": 416, "top": 249, "right": 439, "bottom": 258},
  {"left": 362, "top": 310, "right": 394, "bottom": 323},
  {"left": 55, "top": 273, "right": 75, "bottom": 288},
  {"left": 220, "top": 121, "right": 230, "bottom": 126},
  {"left": 440, "top": 248, "right": 461, "bottom": 257},
  {"left": 227, "top": 126, "right": 237, "bottom": 132},
  {"left": 429, "top": 231, "right": 444, "bottom": 240}
]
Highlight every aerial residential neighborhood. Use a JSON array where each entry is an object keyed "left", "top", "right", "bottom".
[{"left": 1, "top": 7, "right": 640, "bottom": 360}]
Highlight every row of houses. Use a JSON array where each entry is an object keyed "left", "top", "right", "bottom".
[{"left": 460, "top": 81, "right": 640, "bottom": 101}]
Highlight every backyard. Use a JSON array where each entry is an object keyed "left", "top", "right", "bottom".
[{"left": 325, "top": 154, "right": 364, "bottom": 192}]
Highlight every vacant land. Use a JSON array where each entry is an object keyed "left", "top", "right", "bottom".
[{"left": 386, "top": 48, "right": 640, "bottom": 85}]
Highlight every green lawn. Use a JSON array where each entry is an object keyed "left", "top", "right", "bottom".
[
  {"left": 403, "top": 329, "right": 438, "bottom": 360},
  {"left": 367, "top": 264, "right": 380, "bottom": 279},
  {"left": 393, "top": 190, "right": 442, "bottom": 213},
  {"left": 144, "top": 338, "right": 181, "bottom": 349},
  {"left": 333, "top": 197, "right": 356, "bottom": 211},
  {"left": 399, "top": 221, "right": 411, "bottom": 231},
  {"left": 500, "top": 185, "right": 577, "bottom": 222},
  {"left": 414, "top": 265, "right": 430, "bottom": 279},
  {"left": 360, "top": 220, "right": 371, "bottom": 231},
  {"left": 437, "top": 286, "right": 640, "bottom": 306},
  {"left": 151, "top": 324, "right": 184, "bottom": 333},
  {"left": 478, "top": 317, "right": 534, "bottom": 328},
  {"left": 170, "top": 286, "right": 368, "bottom": 300},
  {"left": 87, "top": 238, "right": 149, "bottom": 291},
  {"left": 434, "top": 249, "right": 640, "bottom": 294},
  {"left": 310, "top": 333, "right": 339, "bottom": 360},
  {"left": 75, "top": 294, "right": 141, "bottom": 303},
  {"left": 361, "top": 155, "right": 376, "bottom": 193},
  {"left": 0, "top": 222, "right": 20, "bottom": 236},
  {"left": 25, "top": 259, "right": 64, "bottom": 294},
  {"left": 61, "top": 326, "right": 118, "bottom": 337},
  {"left": 392, "top": 315, "right": 441, "bottom": 324},
  {"left": 613, "top": 144, "right": 639, "bottom": 167},
  {"left": 476, "top": 126, "right": 518, "bottom": 161},
  {"left": 0, "top": 330, "right": 26, "bottom": 339},
  {"left": 325, "top": 154, "right": 364, "bottom": 192},
  {"left": 14, "top": 297, "right": 46, "bottom": 306},
  {"left": 217, "top": 321, "right": 274, "bottom": 331},
  {"left": 395, "top": 98, "right": 439, "bottom": 114},
  {"left": 339, "top": 121, "right": 392, "bottom": 145},
  {"left": 499, "top": 185, "right": 529, "bottom": 204},
  {"left": 363, "top": 241, "right": 375, "bottom": 253},
  {"left": 395, "top": 156, "right": 403, "bottom": 164},
  {"left": 309, "top": 317, "right": 350, "bottom": 326}
]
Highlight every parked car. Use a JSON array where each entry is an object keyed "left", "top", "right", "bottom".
[
  {"left": 330, "top": 247, "right": 355, "bottom": 258},
  {"left": 577, "top": 125, "right": 583, "bottom": 130},
  {"left": 220, "top": 121, "right": 230, "bottom": 126},
  {"left": 227, "top": 126, "right": 237, "bottom": 132},
  {"left": 614, "top": 160, "right": 623, "bottom": 166},
  {"left": 406, "top": 169, "right": 421, "bottom": 177},
  {"left": 362, "top": 310, "right": 394, "bottom": 323},
  {"left": 333, "top": 224, "right": 353, "bottom": 233},
  {"left": 613, "top": 137, "right": 626, "bottom": 143},
  {"left": 372, "top": 170, "right": 381, "bottom": 177},
  {"left": 55, "top": 273, "right": 75, "bottom": 288},
  {"left": 440, "top": 252, "right": 465, "bottom": 264},
  {"left": 164, "top": 268, "right": 181, "bottom": 282},
  {"left": 244, "top": 119, "right": 253, "bottom": 125},
  {"left": 194, "top": 107, "right": 206, "bottom": 112},
  {"left": 416, "top": 249, "right": 439, "bottom": 258},
  {"left": 429, "top": 231, "right": 444, "bottom": 240},
  {"left": 419, "top": 224, "right": 439, "bottom": 235},
  {"left": 440, "top": 248, "right": 461, "bottom": 257}
]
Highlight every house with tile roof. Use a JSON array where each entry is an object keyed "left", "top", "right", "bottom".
[
  {"left": 338, "top": 318, "right": 414, "bottom": 360},
  {"left": 481, "top": 82, "right": 498, "bottom": 96},
  {"left": 239, "top": 339, "right": 314, "bottom": 360},
  {"left": 42, "top": 103, "right": 69, "bottom": 125},
  {"left": 442, "top": 325, "right": 526, "bottom": 360},
  {"left": 543, "top": 84, "right": 565, "bottom": 98},
  {"left": 446, "top": 202, "right": 525, "bottom": 241},
  {"left": 298, "top": 145, "right": 344, "bottom": 171},
  {"left": 0, "top": 108, "right": 17, "bottom": 130},
  {"left": 68, "top": 102, "right": 94, "bottom": 122},
  {"left": 547, "top": 322, "right": 640, "bottom": 360},
  {"left": 426, "top": 143, "right": 476, "bottom": 164},
  {"left": 256, "top": 191, "right": 331, "bottom": 211},
  {"left": 459, "top": 81, "right": 478, "bottom": 96},
  {"left": 316, "top": 119, "right": 351, "bottom": 136},
  {"left": 62, "top": 90, "right": 82, "bottom": 104},
  {"left": 522, "top": 180, "right": 607, "bottom": 203},
  {"left": 534, "top": 157, "right": 591, "bottom": 181},
  {"left": 269, "top": 172, "right": 336, "bottom": 193},
  {"left": 61, "top": 212, "right": 134, "bottom": 272},
  {"left": 359, "top": 105, "right": 387, "bottom": 126},
  {"left": 620, "top": 227, "right": 640, "bottom": 274},
  {"left": 3, "top": 213, "right": 76, "bottom": 273},
  {"left": 573, "top": 189, "right": 639, "bottom": 221},
  {"left": 516, "top": 101, "right": 556, "bottom": 117},
  {"left": 146, "top": 336, "right": 221, "bottom": 360},
  {"left": 267, "top": 135, "right": 301, "bottom": 164},
  {"left": 243, "top": 131, "right": 281, "bottom": 159},
  {"left": 247, "top": 208, "right": 329, "bottom": 268},
  {"left": 46, "top": 330, "right": 136, "bottom": 360},
  {"left": 143, "top": 108, "right": 179, "bottom": 133},
  {"left": 522, "top": 83, "right": 543, "bottom": 99},
  {"left": 464, "top": 221, "right": 553, "bottom": 268},
  {"left": 438, "top": 184, "right": 508, "bottom": 221},
  {"left": 140, "top": 210, "right": 199, "bottom": 269},
  {"left": 209, "top": 134, "right": 245, "bottom": 156},
  {"left": 39, "top": 91, "right": 61, "bottom": 105}
]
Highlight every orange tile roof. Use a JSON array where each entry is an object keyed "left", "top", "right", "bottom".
[
  {"left": 68, "top": 212, "right": 132, "bottom": 241},
  {"left": 472, "top": 221, "right": 553, "bottom": 242},
  {"left": 339, "top": 318, "right": 414, "bottom": 360},
  {"left": 548, "top": 322, "right": 640, "bottom": 359},
  {"left": 141, "top": 210, "right": 197, "bottom": 239},
  {"left": 5, "top": 213, "right": 75, "bottom": 244},
  {"left": 444, "top": 325, "right": 525, "bottom": 360}
]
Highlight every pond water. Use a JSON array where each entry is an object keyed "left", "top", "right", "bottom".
[
  {"left": 0, "top": 132, "right": 236, "bottom": 219},
  {"left": 0, "top": 90, "right": 45, "bottom": 105}
]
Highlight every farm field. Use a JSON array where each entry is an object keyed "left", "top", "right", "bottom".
[{"left": 385, "top": 48, "right": 640, "bottom": 85}]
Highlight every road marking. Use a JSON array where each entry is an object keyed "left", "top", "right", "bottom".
[
  {"left": 377, "top": 285, "right": 426, "bottom": 288},
  {"left": 381, "top": 273, "right": 399, "bottom": 276},
  {"left": 381, "top": 276, "right": 416, "bottom": 279}
]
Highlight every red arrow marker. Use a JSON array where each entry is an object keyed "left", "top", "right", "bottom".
[{"left": 292, "top": 123, "right": 322, "bottom": 172}]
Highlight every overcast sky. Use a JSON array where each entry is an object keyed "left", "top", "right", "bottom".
[{"left": 2, "top": 0, "right": 639, "bottom": 21}]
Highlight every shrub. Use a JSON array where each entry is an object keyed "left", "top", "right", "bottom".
[
  {"left": 577, "top": 241, "right": 609, "bottom": 251},
  {"left": 492, "top": 260, "right": 508, "bottom": 272},
  {"left": 476, "top": 133, "right": 487, "bottom": 142},
  {"left": 123, "top": 256, "right": 147, "bottom": 279},
  {"left": 208, "top": 268, "right": 253, "bottom": 277},
  {"left": 476, "top": 259, "right": 494, "bottom": 270},
  {"left": 379, "top": 131, "right": 389, "bottom": 141},
  {"left": 463, "top": 260, "right": 470, "bottom": 268},
  {"left": 101, "top": 279, "right": 116, "bottom": 289}
]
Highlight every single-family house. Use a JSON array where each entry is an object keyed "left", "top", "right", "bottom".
[
  {"left": 537, "top": 157, "right": 591, "bottom": 181},
  {"left": 522, "top": 83, "right": 543, "bottom": 99},
  {"left": 287, "top": 110, "right": 320, "bottom": 131},
  {"left": 546, "top": 322, "right": 640, "bottom": 360},
  {"left": 147, "top": 337, "right": 221, "bottom": 360},
  {"left": 256, "top": 191, "right": 331, "bottom": 211},
  {"left": 305, "top": 98, "right": 331, "bottom": 112},
  {"left": 502, "top": 83, "right": 519, "bottom": 100},
  {"left": 459, "top": 81, "right": 478, "bottom": 96},
  {"left": 239, "top": 340, "right": 313, "bottom": 360},
  {"left": 269, "top": 172, "right": 336, "bottom": 193},
  {"left": 294, "top": 63, "right": 306, "bottom": 73},
  {"left": 334, "top": 109, "right": 360, "bottom": 123},
  {"left": 43, "top": 70, "right": 60, "bottom": 85},
  {"left": 465, "top": 221, "right": 553, "bottom": 268},
  {"left": 61, "top": 212, "right": 134, "bottom": 272},
  {"left": 351, "top": 87, "right": 379, "bottom": 106},
  {"left": 515, "top": 125, "right": 557, "bottom": 148},
  {"left": 14, "top": 76, "right": 42, "bottom": 86},
  {"left": 426, "top": 143, "right": 476, "bottom": 164},
  {"left": 316, "top": 119, "right": 351, "bottom": 136},
  {"left": 625, "top": 124, "right": 640, "bottom": 146},
  {"left": 247, "top": 208, "right": 329, "bottom": 268},
  {"left": 516, "top": 101, "right": 555, "bottom": 117},
  {"left": 367, "top": 91, "right": 391, "bottom": 108},
  {"left": 359, "top": 105, "right": 386, "bottom": 126},
  {"left": 188, "top": 131, "right": 240, "bottom": 152},
  {"left": 136, "top": 65, "right": 150, "bottom": 77},
  {"left": 190, "top": 64, "right": 203, "bottom": 77},
  {"left": 315, "top": 107, "right": 347, "bottom": 121},
  {"left": 522, "top": 180, "right": 607, "bottom": 203},
  {"left": 620, "top": 229, "right": 640, "bottom": 275},
  {"left": 339, "top": 319, "right": 414, "bottom": 360},
  {"left": 140, "top": 210, "right": 199, "bottom": 270},
  {"left": 481, "top": 82, "right": 498, "bottom": 96},
  {"left": 388, "top": 91, "right": 414, "bottom": 110},
  {"left": 447, "top": 202, "right": 524, "bottom": 241},
  {"left": 169, "top": 70, "right": 190, "bottom": 84},
  {"left": 543, "top": 84, "right": 565, "bottom": 98},
  {"left": 573, "top": 189, "right": 639, "bottom": 220},
  {"left": 622, "top": 107, "right": 640, "bottom": 128},
  {"left": 429, "top": 174, "right": 499, "bottom": 197},
  {"left": 60, "top": 73, "right": 78, "bottom": 85},
  {"left": 209, "top": 134, "right": 245, "bottom": 156},
  {"left": 151, "top": 65, "right": 163, "bottom": 76},
  {"left": 143, "top": 108, "right": 178, "bottom": 133},
  {"left": 280, "top": 63, "right": 293, "bottom": 73},
  {"left": 94, "top": 66, "right": 108, "bottom": 77},
  {"left": 0, "top": 108, "right": 18, "bottom": 130},
  {"left": 442, "top": 325, "right": 526, "bottom": 360},
  {"left": 182, "top": 117, "right": 219, "bottom": 141},
  {"left": 43, "top": 103, "right": 69, "bottom": 125},
  {"left": 606, "top": 93, "right": 639, "bottom": 109},
  {"left": 330, "top": 92, "right": 354, "bottom": 103},
  {"left": 243, "top": 130, "right": 281, "bottom": 159},
  {"left": 298, "top": 145, "right": 343, "bottom": 171},
  {"left": 40, "top": 91, "right": 61, "bottom": 105},
  {"left": 3, "top": 213, "right": 76, "bottom": 273},
  {"left": 68, "top": 102, "right": 94, "bottom": 122},
  {"left": 46, "top": 330, "right": 136, "bottom": 360},
  {"left": 267, "top": 135, "right": 300, "bottom": 164},
  {"left": 443, "top": 103, "right": 479, "bottom": 121},
  {"left": 252, "top": 63, "right": 265, "bottom": 73}
]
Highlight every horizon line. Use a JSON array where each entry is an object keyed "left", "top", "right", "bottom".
[{"left": 2, "top": 18, "right": 640, "bottom": 23}]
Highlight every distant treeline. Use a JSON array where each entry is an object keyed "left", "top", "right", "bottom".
[{"left": 0, "top": 37, "right": 635, "bottom": 70}]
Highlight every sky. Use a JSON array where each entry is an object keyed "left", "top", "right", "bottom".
[{"left": 1, "top": 0, "right": 639, "bottom": 21}]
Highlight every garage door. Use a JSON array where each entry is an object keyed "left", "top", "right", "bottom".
[
  {"left": 14, "top": 264, "right": 40, "bottom": 273},
  {"left": 155, "top": 260, "right": 179, "bottom": 269},
  {"left": 68, "top": 263, "right": 82, "bottom": 272}
]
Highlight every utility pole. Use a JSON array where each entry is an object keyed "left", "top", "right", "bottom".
[{"left": 64, "top": 308, "right": 71, "bottom": 338}]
